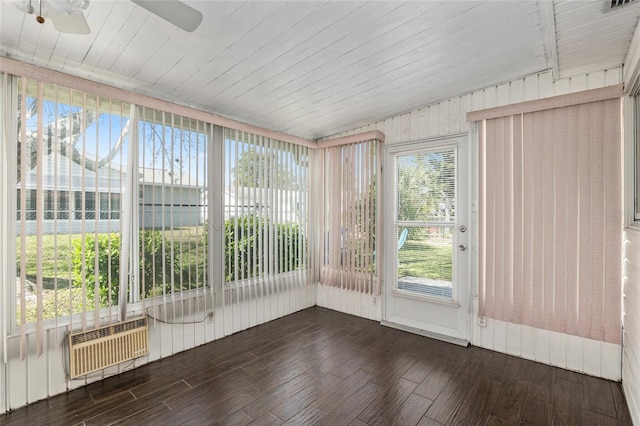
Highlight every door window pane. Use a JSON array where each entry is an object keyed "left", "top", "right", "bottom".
[
  {"left": 397, "top": 226, "right": 453, "bottom": 299},
  {"left": 396, "top": 150, "right": 456, "bottom": 222},
  {"left": 394, "top": 147, "right": 457, "bottom": 301}
]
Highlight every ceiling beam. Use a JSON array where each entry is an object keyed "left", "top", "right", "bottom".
[{"left": 538, "top": 0, "right": 560, "bottom": 80}]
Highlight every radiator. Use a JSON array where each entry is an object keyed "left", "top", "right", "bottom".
[{"left": 68, "top": 317, "right": 149, "bottom": 379}]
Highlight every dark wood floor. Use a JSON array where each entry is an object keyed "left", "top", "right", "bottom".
[{"left": 1, "top": 307, "right": 634, "bottom": 426}]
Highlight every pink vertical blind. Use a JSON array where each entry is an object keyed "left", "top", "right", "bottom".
[
  {"left": 318, "top": 137, "right": 380, "bottom": 295},
  {"left": 476, "top": 95, "right": 623, "bottom": 344}
]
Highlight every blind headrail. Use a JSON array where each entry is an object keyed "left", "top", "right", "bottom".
[
  {"left": 317, "top": 130, "right": 385, "bottom": 148},
  {"left": 466, "top": 84, "right": 624, "bottom": 122}
]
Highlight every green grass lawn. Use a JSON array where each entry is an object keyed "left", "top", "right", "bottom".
[
  {"left": 16, "top": 227, "right": 208, "bottom": 323},
  {"left": 398, "top": 239, "right": 453, "bottom": 281},
  {"left": 16, "top": 227, "right": 207, "bottom": 288},
  {"left": 19, "top": 287, "right": 87, "bottom": 324},
  {"left": 16, "top": 234, "right": 76, "bottom": 288}
]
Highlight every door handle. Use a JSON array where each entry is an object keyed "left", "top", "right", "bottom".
[{"left": 458, "top": 244, "right": 467, "bottom": 251}]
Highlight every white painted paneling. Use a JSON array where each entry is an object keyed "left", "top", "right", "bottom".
[
  {"left": 1, "top": 1, "right": 638, "bottom": 139},
  {"left": 534, "top": 329, "right": 551, "bottom": 365},
  {"left": 0, "top": 1, "right": 548, "bottom": 139},
  {"left": 471, "top": 298, "right": 621, "bottom": 380},
  {"left": 316, "top": 285, "right": 381, "bottom": 322},
  {"left": 2, "top": 286, "right": 313, "bottom": 412},
  {"left": 7, "top": 334, "right": 27, "bottom": 410},
  {"left": 505, "top": 322, "right": 521, "bottom": 356},
  {"left": 493, "top": 321, "right": 507, "bottom": 354},
  {"left": 27, "top": 333, "right": 48, "bottom": 404},
  {"left": 322, "top": 67, "right": 623, "bottom": 144},
  {"left": 549, "top": 332, "right": 567, "bottom": 368},
  {"left": 566, "top": 334, "right": 586, "bottom": 373},
  {"left": 554, "top": 0, "right": 640, "bottom": 79},
  {"left": 623, "top": 228, "right": 640, "bottom": 425},
  {"left": 584, "top": 338, "right": 603, "bottom": 377},
  {"left": 521, "top": 325, "right": 536, "bottom": 360}
]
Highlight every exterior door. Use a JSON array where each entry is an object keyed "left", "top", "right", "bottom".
[{"left": 383, "top": 135, "right": 469, "bottom": 345}]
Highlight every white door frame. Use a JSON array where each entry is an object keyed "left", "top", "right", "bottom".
[{"left": 381, "top": 134, "right": 471, "bottom": 346}]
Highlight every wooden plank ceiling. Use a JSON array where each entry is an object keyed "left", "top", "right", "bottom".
[{"left": 1, "top": 0, "right": 639, "bottom": 140}]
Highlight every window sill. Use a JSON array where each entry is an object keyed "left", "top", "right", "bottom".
[{"left": 626, "top": 222, "right": 640, "bottom": 235}]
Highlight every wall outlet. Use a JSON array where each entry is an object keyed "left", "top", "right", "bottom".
[
  {"left": 477, "top": 316, "right": 486, "bottom": 327},
  {"left": 372, "top": 296, "right": 378, "bottom": 306},
  {"left": 207, "top": 312, "right": 214, "bottom": 322}
]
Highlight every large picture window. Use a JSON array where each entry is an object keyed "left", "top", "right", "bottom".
[
  {"left": 4, "top": 70, "right": 313, "bottom": 360},
  {"left": 15, "top": 77, "right": 129, "bottom": 326},
  {"left": 13, "top": 78, "right": 218, "bottom": 331},
  {"left": 223, "top": 129, "right": 308, "bottom": 287},
  {"left": 137, "top": 108, "right": 209, "bottom": 304}
]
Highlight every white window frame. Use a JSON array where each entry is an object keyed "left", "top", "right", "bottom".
[
  {"left": 625, "top": 94, "right": 640, "bottom": 229},
  {"left": 635, "top": 95, "right": 640, "bottom": 223}
]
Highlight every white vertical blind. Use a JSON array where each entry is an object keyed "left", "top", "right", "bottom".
[
  {"left": 14, "top": 77, "right": 130, "bottom": 357},
  {"left": 478, "top": 97, "right": 623, "bottom": 344},
  {"left": 137, "top": 108, "right": 209, "bottom": 323},
  {"left": 4, "top": 66, "right": 315, "bottom": 368},
  {"left": 223, "top": 129, "right": 309, "bottom": 324}
]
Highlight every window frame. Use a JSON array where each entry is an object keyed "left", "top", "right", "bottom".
[{"left": 635, "top": 95, "right": 640, "bottom": 223}]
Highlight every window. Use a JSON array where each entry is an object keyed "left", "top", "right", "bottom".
[
  {"left": 15, "top": 77, "right": 129, "bottom": 326},
  {"left": 223, "top": 129, "right": 308, "bottom": 285},
  {"left": 137, "top": 108, "right": 209, "bottom": 301},
  {"left": 74, "top": 191, "right": 96, "bottom": 220},
  {"left": 16, "top": 189, "right": 36, "bottom": 220},
  {"left": 44, "top": 190, "right": 54, "bottom": 219},
  {"left": 99, "top": 192, "right": 120, "bottom": 219},
  {"left": 58, "top": 191, "right": 69, "bottom": 219},
  {"left": 395, "top": 148, "right": 456, "bottom": 300},
  {"left": 6, "top": 69, "right": 317, "bottom": 366},
  {"left": 43, "top": 190, "right": 69, "bottom": 219}
]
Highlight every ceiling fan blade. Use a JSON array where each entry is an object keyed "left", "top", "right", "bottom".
[
  {"left": 130, "top": 0, "right": 202, "bottom": 32},
  {"left": 51, "top": 12, "right": 90, "bottom": 34}
]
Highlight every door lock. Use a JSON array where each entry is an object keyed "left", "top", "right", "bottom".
[
  {"left": 458, "top": 244, "right": 467, "bottom": 251},
  {"left": 459, "top": 225, "right": 467, "bottom": 233}
]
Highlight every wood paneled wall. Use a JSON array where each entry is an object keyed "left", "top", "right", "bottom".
[
  {"left": 4, "top": 287, "right": 314, "bottom": 411},
  {"left": 318, "top": 66, "right": 626, "bottom": 382},
  {"left": 320, "top": 68, "right": 623, "bottom": 144},
  {"left": 624, "top": 228, "right": 640, "bottom": 425}
]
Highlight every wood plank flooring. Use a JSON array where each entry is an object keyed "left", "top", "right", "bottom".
[{"left": 1, "top": 307, "right": 634, "bottom": 425}]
